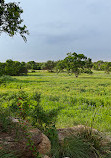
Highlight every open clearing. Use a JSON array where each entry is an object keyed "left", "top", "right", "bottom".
[{"left": 0, "top": 71, "right": 111, "bottom": 135}]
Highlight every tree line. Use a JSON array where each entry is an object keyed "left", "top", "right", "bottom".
[
  {"left": 0, "top": 53, "right": 111, "bottom": 77},
  {"left": 93, "top": 60, "right": 111, "bottom": 74},
  {"left": 0, "top": 52, "right": 92, "bottom": 77}
]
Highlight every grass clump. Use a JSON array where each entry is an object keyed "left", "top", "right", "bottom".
[
  {"left": 60, "top": 132, "right": 111, "bottom": 158},
  {"left": 45, "top": 125, "right": 111, "bottom": 158},
  {"left": 61, "top": 136, "right": 93, "bottom": 158}
]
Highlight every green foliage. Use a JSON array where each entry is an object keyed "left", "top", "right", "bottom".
[
  {"left": 44, "top": 125, "right": 111, "bottom": 158},
  {"left": 57, "top": 52, "right": 93, "bottom": 77},
  {"left": 56, "top": 60, "right": 65, "bottom": 73},
  {"left": 30, "top": 92, "right": 47, "bottom": 128},
  {"left": 31, "top": 96, "right": 63, "bottom": 129},
  {"left": 61, "top": 136, "right": 92, "bottom": 158},
  {"left": 0, "top": 0, "right": 29, "bottom": 41},
  {"left": 45, "top": 124, "right": 60, "bottom": 158},
  {"left": 104, "top": 62, "right": 111, "bottom": 74},
  {"left": 0, "top": 62, "right": 5, "bottom": 76},
  {"left": 0, "top": 90, "right": 62, "bottom": 130},
  {"left": 2, "top": 91, "right": 29, "bottom": 120},
  {"left": 26, "top": 61, "right": 42, "bottom": 70},
  {"left": 93, "top": 61, "right": 111, "bottom": 74},
  {"left": 42, "top": 60, "right": 56, "bottom": 72},
  {"left": 0, "top": 75, "right": 16, "bottom": 85},
  {"left": 0, "top": 70, "right": 111, "bottom": 158},
  {"left": 0, "top": 71, "right": 111, "bottom": 133},
  {"left": 82, "top": 68, "right": 93, "bottom": 74},
  {"left": 0, "top": 71, "right": 111, "bottom": 132},
  {"left": 0, "top": 60, "right": 27, "bottom": 76},
  {"left": 60, "top": 132, "right": 107, "bottom": 158}
]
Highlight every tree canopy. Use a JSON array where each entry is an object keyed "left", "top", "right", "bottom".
[
  {"left": 0, "top": 59, "right": 27, "bottom": 76},
  {"left": 42, "top": 60, "right": 56, "bottom": 72},
  {"left": 0, "top": 0, "right": 29, "bottom": 41},
  {"left": 93, "top": 60, "right": 111, "bottom": 74},
  {"left": 56, "top": 52, "right": 93, "bottom": 77}
]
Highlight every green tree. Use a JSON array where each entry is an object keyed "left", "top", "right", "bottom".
[
  {"left": 0, "top": 62, "right": 5, "bottom": 76},
  {"left": 64, "top": 52, "right": 92, "bottom": 77},
  {"left": 105, "top": 62, "right": 111, "bottom": 74},
  {"left": 83, "top": 58, "right": 93, "bottom": 74},
  {"left": 19, "top": 62, "right": 27, "bottom": 75},
  {"left": 4, "top": 59, "right": 27, "bottom": 76},
  {"left": 56, "top": 60, "right": 65, "bottom": 73},
  {"left": 93, "top": 60, "right": 104, "bottom": 71},
  {"left": 5, "top": 59, "right": 15, "bottom": 75},
  {"left": 43, "top": 60, "right": 56, "bottom": 72},
  {"left": 93, "top": 61, "right": 111, "bottom": 73},
  {"left": 36, "top": 62, "right": 42, "bottom": 70},
  {"left": 0, "top": 0, "right": 29, "bottom": 41},
  {"left": 26, "top": 61, "right": 38, "bottom": 70},
  {"left": 12, "top": 61, "right": 21, "bottom": 75}
]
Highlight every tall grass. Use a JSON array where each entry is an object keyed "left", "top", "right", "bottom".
[{"left": 0, "top": 71, "right": 111, "bottom": 134}]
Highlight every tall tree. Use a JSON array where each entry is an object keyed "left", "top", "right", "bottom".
[
  {"left": 0, "top": 0, "right": 29, "bottom": 41},
  {"left": 64, "top": 52, "right": 92, "bottom": 77}
]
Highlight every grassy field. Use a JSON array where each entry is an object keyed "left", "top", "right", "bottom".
[{"left": 0, "top": 70, "right": 111, "bottom": 135}]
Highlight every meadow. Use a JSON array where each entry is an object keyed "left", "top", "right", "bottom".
[{"left": 0, "top": 70, "right": 111, "bottom": 135}]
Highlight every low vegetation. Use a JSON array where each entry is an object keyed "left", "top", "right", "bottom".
[
  {"left": 0, "top": 71, "right": 111, "bottom": 131},
  {"left": 0, "top": 70, "right": 111, "bottom": 157}
]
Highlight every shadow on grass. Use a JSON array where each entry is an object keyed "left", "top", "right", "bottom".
[
  {"left": 80, "top": 76, "right": 111, "bottom": 79},
  {"left": 45, "top": 106, "right": 65, "bottom": 124},
  {"left": 28, "top": 73, "right": 45, "bottom": 77},
  {"left": 14, "top": 79, "right": 49, "bottom": 84}
]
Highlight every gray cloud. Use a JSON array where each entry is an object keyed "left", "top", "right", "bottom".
[{"left": 1, "top": 0, "right": 111, "bottom": 62}]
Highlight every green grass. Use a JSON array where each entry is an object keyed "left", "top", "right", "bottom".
[{"left": 0, "top": 71, "right": 111, "bottom": 135}]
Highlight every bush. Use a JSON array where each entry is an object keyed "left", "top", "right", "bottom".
[
  {"left": 83, "top": 68, "right": 93, "bottom": 74},
  {"left": 0, "top": 60, "right": 28, "bottom": 76}
]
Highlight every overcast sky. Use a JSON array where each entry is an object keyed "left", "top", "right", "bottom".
[{"left": 1, "top": 0, "right": 111, "bottom": 62}]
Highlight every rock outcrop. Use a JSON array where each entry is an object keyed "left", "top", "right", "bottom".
[
  {"left": 57, "top": 125, "right": 99, "bottom": 144},
  {"left": 37, "top": 133, "right": 51, "bottom": 155},
  {"left": 1, "top": 118, "right": 110, "bottom": 158},
  {"left": 0, "top": 117, "right": 51, "bottom": 158}
]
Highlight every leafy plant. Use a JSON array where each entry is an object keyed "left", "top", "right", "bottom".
[{"left": 44, "top": 124, "right": 60, "bottom": 158}]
